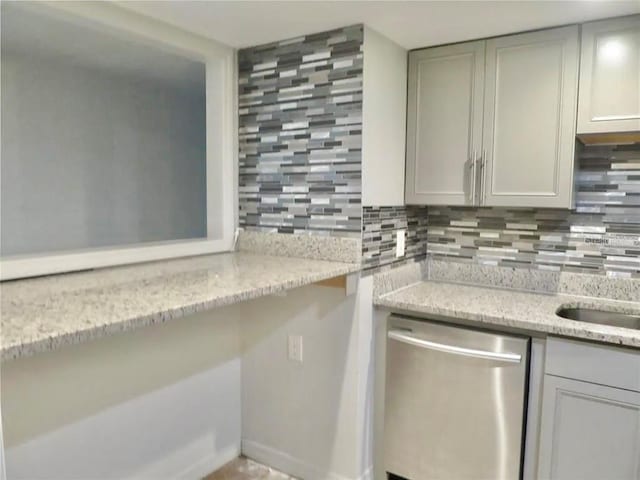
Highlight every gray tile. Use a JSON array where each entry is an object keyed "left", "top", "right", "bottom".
[
  {"left": 426, "top": 143, "right": 640, "bottom": 278},
  {"left": 361, "top": 206, "right": 429, "bottom": 274},
  {"left": 238, "top": 25, "right": 363, "bottom": 238}
]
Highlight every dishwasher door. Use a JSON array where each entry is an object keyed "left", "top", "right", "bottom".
[{"left": 384, "top": 315, "right": 530, "bottom": 480}]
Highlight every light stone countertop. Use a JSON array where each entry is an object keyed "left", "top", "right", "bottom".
[
  {"left": 375, "top": 280, "right": 640, "bottom": 348},
  {"left": 1, "top": 252, "right": 360, "bottom": 361}
]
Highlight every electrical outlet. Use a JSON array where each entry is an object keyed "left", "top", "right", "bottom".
[
  {"left": 396, "top": 229, "right": 406, "bottom": 257},
  {"left": 287, "top": 335, "right": 303, "bottom": 363}
]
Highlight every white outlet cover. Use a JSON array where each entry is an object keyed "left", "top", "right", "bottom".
[{"left": 396, "top": 229, "right": 406, "bottom": 257}]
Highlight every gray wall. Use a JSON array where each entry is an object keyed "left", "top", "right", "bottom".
[{"left": 1, "top": 53, "right": 207, "bottom": 256}]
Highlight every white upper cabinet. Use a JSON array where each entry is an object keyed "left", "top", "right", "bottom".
[
  {"left": 405, "top": 42, "right": 485, "bottom": 205},
  {"left": 405, "top": 25, "right": 579, "bottom": 208},
  {"left": 482, "top": 26, "right": 579, "bottom": 208},
  {"left": 577, "top": 15, "right": 640, "bottom": 134}
]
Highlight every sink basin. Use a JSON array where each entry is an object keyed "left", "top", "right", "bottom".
[{"left": 556, "top": 307, "right": 640, "bottom": 330}]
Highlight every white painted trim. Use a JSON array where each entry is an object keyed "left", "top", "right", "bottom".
[
  {"left": 175, "top": 447, "right": 239, "bottom": 480},
  {"left": 0, "top": 238, "right": 227, "bottom": 281},
  {"left": 0, "top": 2, "right": 238, "bottom": 280},
  {"left": 0, "top": 7, "right": 4, "bottom": 472},
  {"left": 242, "top": 440, "right": 372, "bottom": 480},
  {"left": 0, "top": 405, "right": 6, "bottom": 480},
  {"left": 130, "top": 442, "right": 240, "bottom": 480}
]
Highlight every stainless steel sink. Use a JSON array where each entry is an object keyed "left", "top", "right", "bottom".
[{"left": 556, "top": 307, "right": 640, "bottom": 330}]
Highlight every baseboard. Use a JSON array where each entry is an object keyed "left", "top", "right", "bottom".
[
  {"left": 177, "top": 444, "right": 240, "bottom": 479},
  {"left": 131, "top": 441, "right": 240, "bottom": 480},
  {"left": 242, "top": 439, "right": 372, "bottom": 480}
]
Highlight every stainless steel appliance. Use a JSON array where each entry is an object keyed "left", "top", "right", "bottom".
[{"left": 384, "top": 315, "right": 530, "bottom": 480}]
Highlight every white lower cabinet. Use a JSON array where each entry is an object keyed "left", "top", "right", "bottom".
[
  {"left": 537, "top": 338, "right": 640, "bottom": 480},
  {"left": 538, "top": 375, "right": 640, "bottom": 480}
]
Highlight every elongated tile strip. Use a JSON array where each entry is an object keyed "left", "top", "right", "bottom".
[
  {"left": 426, "top": 143, "right": 640, "bottom": 278},
  {"left": 362, "top": 205, "right": 428, "bottom": 274},
  {"left": 238, "top": 25, "right": 363, "bottom": 238}
]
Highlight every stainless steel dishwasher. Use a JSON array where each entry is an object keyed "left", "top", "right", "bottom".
[{"left": 384, "top": 315, "right": 530, "bottom": 480}]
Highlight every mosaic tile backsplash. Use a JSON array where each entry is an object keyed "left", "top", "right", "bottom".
[
  {"left": 238, "top": 25, "right": 363, "bottom": 238},
  {"left": 362, "top": 206, "right": 429, "bottom": 274},
  {"left": 427, "top": 144, "right": 640, "bottom": 278}
]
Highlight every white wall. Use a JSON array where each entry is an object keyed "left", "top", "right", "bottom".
[
  {"left": 241, "top": 280, "right": 374, "bottom": 480},
  {"left": 362, "top": 27, "right": 408, "bottom": 207},
  {"left": 373, "top": 304, "right": 391, "bottom": 480},
  {"left": 1, "top": 281, "right": 376, "bottom": 480},
  {"left": 0, "top": 403, "right": 5, "bottom": 480},
  {"left": 1, "top": 307, "right": 243, "bottom": 479},
  {"left": 354, "top": 276, "right": 375, "bottom": 480},
  {"left": 1, "top": 53, "right": 207, "bottom": 256}
]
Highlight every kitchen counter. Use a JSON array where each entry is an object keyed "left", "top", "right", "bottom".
[
  {"left": 375, "top": 280, "right": 640, "bottom": 348},
  {"left": 1, "top": 252, "right": 360, "bottom": 361}
]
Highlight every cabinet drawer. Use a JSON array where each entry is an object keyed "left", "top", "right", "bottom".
[{"left": 546, "top": 337, "right": 640, "bottom": 392}]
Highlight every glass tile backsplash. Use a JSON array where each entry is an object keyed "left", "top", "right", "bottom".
[
  {"left": 238, "top": 25, "right": 363, "bottom": 238},
  {"left": 428, "top": 144, "right": 639, "bottom": 277},
  {"left": 363, "top": 143, "right": 640, "bottom": 277}
]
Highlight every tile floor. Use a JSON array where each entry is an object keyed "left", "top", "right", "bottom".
[{"left": 203, "top": 456, "right": 298, "bottom": 480}]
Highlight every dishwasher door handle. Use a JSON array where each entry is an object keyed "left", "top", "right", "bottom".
[{"left": 388, "top": 329, "right": 522, "bottom": 364}]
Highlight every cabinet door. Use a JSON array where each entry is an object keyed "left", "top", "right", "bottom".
[
  {"left": 482, "top": 26, "right": 579, "bottom": 208},
  {"left": 405, "top": 42, "right": 484, "bottom": 205},
  {"left": 538, "top": 375, "right": 640, "bottom": 480},
  {"left": 577, "top": 15, "right": 640, "bottom": 134}
]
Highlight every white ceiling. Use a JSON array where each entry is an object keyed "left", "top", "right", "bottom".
[{"left": 118, "top": 0, "right": 640, "bottom": 50}]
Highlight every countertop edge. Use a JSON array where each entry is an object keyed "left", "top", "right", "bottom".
[
  {"left": 1, "top": 261, "right": 360, "bottom": 362},
  {"left": 374, "top": 287, "right": 640, "bottom": 349}
]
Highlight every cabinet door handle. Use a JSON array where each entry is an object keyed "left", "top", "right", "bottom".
[
  {"left": 592, "top": 114, "right": 640, "bottom": 121},
  {"left": 468, "top": 150, "right": 476, "bottom": 205},
  {"left": 471, "top": 150, "right": 477, "bottom": 205},
  {"left": 479, "top": 150, "right": 486, "bottom": 205}
]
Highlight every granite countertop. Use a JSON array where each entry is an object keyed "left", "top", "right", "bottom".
[
  {"left": 1, "top": 252, "right": 360, "bottom": 361},
  {"left": 375, "top": 280, "right": 640, "bottom": 348}
]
